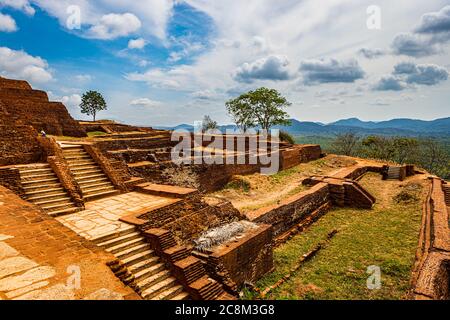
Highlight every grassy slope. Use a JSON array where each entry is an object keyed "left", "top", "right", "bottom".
[{"left": 249, "top": 173, "right": 427, "bottom": 300}]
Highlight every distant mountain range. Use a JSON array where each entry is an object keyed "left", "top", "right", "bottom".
[{"left": 155, "top": 117, "right": 450, "bottom": 137}]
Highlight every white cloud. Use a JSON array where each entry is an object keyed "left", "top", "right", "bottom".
[
  {"left": 130, "top": 98, "right": 162, "bottom": 107},
  {"left": 61, "top": 94, "right": 82, "bottom": 109},
  {"left": 128, "top": 38, "right": 147, "bottom": 49},
  {"left": 0, "top": 0, "right": 35, "bottom": 16},
  {"left": 87, "top": 13, "right": 141, "bottom": 40},
  {"left": 234, "top": 55, "right": 291, "bottom": 83},
  {"left": 74, "top": 74, "right": 92, "bottom": 82},
  {"left": 29, "top": 0, "right": 174, "bottom": 40},
  {"left": 190, "top": 90, "right": 217, "bottom": 100},
  {"left": 300, "top": 58, "right": 365, "bottom": 85},
  {"left": 0, "top": 13, "right": 17, "bottom": 32},
  {"left": 0, "top": 47, "right": 52, "bottom": 83}
]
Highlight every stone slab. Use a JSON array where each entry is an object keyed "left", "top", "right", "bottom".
[
  {"left": 0, "top": 257, "right": 38, "bottom": 280},
  {"left": 0, "top": 266, "right": 55, "bottom": 292}
]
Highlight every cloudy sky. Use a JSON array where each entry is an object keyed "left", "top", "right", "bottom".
[{"left": 0, "top": 0, "right": 449, "bottom": 126}]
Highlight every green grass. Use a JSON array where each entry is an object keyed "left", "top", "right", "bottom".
[
  {"left": 248, "top": 174, "right": 423, "bottom": 300},
  {"left": 87, "top": 131, "right": 108, "bottom": 137}
]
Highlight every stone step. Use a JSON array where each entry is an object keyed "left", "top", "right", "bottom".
[
  {"left": 64, "top": 155, "right": 91, "bottom": 160},
  {"left": 34, "top": 196, "right": 72, "bottom": 206},
  {"left": 67, "top": 160, "right": 96, "bottom": 166},
  {"left": 141, "top": 276, "right": 177, "bottom": 299},
  {"left": 115, "top": 243, "right": 152, "bottom": 260},
  {"left": 69, "top": 164, "right": 99, "bottom": 171},
  {"left": 27, "top": 191, "right": 68, "bottom": 202},
  {"left": 41, "top": 202, "right": 78, "bottom": 212},
  {"left": 80, "top": 181, "right": 112, "bottom": 190},
  {"left": 73, "top": 169, "right": 103, "bottom": 176},
  {"left": 82, "top": 185, "right": 115, "bottom": 196},
  {"left": 83, "top": 190, "right": 120, "bottom": 201},
  {"left": 153, "top": 285, "right": 185, "bottom": 300},
  {"left": 78, "top": 178, "right": 109, "bottom": 187},
  {"left": 23, "top": 183, "right": 62, "bottom": 192},
  {"left": 19, "top": 168, "right": 52, "bottom": 175},
  {"left": 48, "top": 206, "right": 81, "bottom": 217},
  {"left": 122, "top": 250, "right": 155, "bottom": 267},
  {"left": 20, "top": 173, "right": 56, "bottom": 180},
  {"left": 106, "top": 237, "right": 146, "bottom": 254},
  {"left": 127, "top": 256, "right": 160, "bottom": 274},
  {"left": 21, "top": 177, "right": 59, "bottom": 185},
  {"left": 75, "top": 173, "right": 107, "bottom": 182},
  {"left": 26, "top": 187, "right": 65, "bottom": 196},
  {"left": 91, "top": 226, "right": 136, "bottom": 244},
  {"left": 136, "top": 270, "right": 171, "bottom": 293},
  {"left": 134, "top": 263, "right": 166, "bottom": 282},
  {"left": 171, "top": 292, "right": 190, "bottom": 300},
  {"left": 97, "top": 232, "right": 141, "bottom": 249}
]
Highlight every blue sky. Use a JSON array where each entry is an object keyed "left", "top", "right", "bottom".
[{"left": 0, "top": 0, "right": 449, "bottom": 126}]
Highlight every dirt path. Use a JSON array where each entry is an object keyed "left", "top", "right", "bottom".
[{"left": 211, "top": 155, "right": 358, "bottom": 212}]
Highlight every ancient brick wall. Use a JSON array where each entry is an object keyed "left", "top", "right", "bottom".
[
  {"left": 412, "top": 178, "right": 450, "bottom": 300},
  {"left": 247, "top": 183, "right": 331, "bottom": 236},
  {"left": 0, "top": 77, "right": 86, "bottom": 137},
  {"left": 135, "top": 197, "right": 242, "bottom": 245},
  {"left": 206, "top": 225, "right": 274, "bottom": 289},
  {"left": 0, "top": 101, "right": 44, "bottom": 165},
  {"left": 0, "top": 167, "right": 24, "bottom": 197},
  {"left": 0, "top": 77, "right": 31, "bottom": 90}
]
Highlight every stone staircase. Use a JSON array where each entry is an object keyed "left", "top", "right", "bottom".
[
  {"left": 18, "top": 164, "right": 80, "bottom": 217},
  {"left": 93, "top": 226, "right": 190, "bottom": 300},
  {"left": 387, "top": 166, "right": 401, "bottom": 180},
  {"left": 61, "top": 145, "right": 119, "bottom": 201}
]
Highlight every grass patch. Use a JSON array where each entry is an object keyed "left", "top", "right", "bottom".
[
  {"left": 87, "top": 131, "right": 108, "bottom": 137},
  {"left": 247, "top": 173, "right": 425, "bottom": 300}
]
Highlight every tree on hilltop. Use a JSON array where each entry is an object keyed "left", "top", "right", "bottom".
[
  {"left": 202, "top": 115, "right": 219, "bottom": 132},
  {"left": 226, "top": 87, "right": 291, "bottom": 132},
  {"left": 80, "top": 90, "right": 107, "bottom": 122}
]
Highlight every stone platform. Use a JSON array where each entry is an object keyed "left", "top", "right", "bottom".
[
  {"left": 0, "top": 186, "right": 135, "bottom": 300},
  {"left": 57, "top": 192, "right": 179, "bottom": 241}
]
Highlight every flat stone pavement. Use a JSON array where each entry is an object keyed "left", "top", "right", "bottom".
[
  {"left": 57, "top": 192, "right": 178, "bottom": 241},
  {"left": 0, "top": 186, "right": 136, "bottom": 300}
]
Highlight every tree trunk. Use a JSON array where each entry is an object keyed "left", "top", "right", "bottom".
[{"left": 93, "top": 111, "right": 96, "bottom": 122}]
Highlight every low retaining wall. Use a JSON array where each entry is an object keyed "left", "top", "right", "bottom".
[
  {"left": 412, "top": 178, "right": 449, "bottom": 300},
  {"left": 205, "top": 224, "right": 274, "bottom": 289},
  {"left": 247, "top": 183, "right": 331, "bottom": 237}
]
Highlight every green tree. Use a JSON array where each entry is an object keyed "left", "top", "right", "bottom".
[
  {"left": 80, "top": 90, "right": 107, "bottom": 122},
  {"left": 391, "top": 137, "right": 419, "bottom": 164},
  {"left": 226, "top": 87, "right": 291, "bottom": 132},
  {"left": 332, "top": 132, "right": 361, "bottom": 156},
  {"left": 202, "top": 115, "right": 218, "bottom": 132}
]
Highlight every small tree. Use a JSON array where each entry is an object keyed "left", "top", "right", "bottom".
[
  {"left": 202, "top": 115, "right": 218, "bottom": 132},
  {"left": 332, "top": 132, "right": 360, "bottom": 156},
  {"left": 225, "top": 96, "right": 256, "bottom": 132},
  {"left": 80, "top": 90, "right": 107, "bottom": 122},
  {"left": 226, "top": 87, "right": 291, "bottom": 132}
]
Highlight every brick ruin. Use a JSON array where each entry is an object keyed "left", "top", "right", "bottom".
[
  {"left": 0, "top": 76, "right": 446, "bottom": 300},
  {"left": 411, "top": 177, "right": 450, "bottom": 300}
]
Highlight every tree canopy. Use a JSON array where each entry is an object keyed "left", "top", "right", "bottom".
[
  {"left": 226, "top": 87, "right": 291, "bottom": 132},
  {"left": 202, "top": 115, "right": 219, "bottom": 132},
  {"left": 80, "top": 90, "right": 107, "bottom": 122}
]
